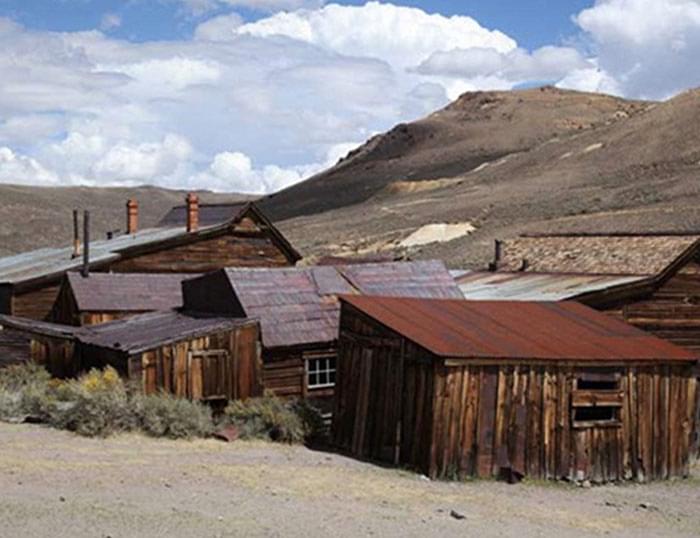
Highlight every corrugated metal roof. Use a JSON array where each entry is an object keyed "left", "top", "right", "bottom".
[
  {"left": 340, "top": 295, "right": 698, "bottom": 362},
  {"left": 0, "top": 225, "right": 204, "bottom": 285},
  {"left": 77, "top": 310, "right": 255, "bottom": 354},
  {"left": 453, "top": 271, "right": 645, "bottom": 301},
  {"left": 157, "top": 202, "right": 248, "bottom": 228},
  {"left": 66, "top": 272, "right": 195, "bottom": 312},
  {"left": 224, "top": 261, "right": 463, "bottom": 348}
]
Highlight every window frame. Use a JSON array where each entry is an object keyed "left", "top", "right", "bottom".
[
  {"left": 306, "top": 355, "right": 337, "bottom": 390},
  {"left": 571, "top": 373, "right": 623, "bottom": 429}
]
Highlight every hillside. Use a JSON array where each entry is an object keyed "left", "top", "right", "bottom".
[
  {"left": 261, "top": 86, "right": 649, "bottom": 221},
  {"left": 0, "top": 185, "right": 250, "bottom": 257},
  {"left": 265, "top": 87, "right": 700, "bottom": 268}
]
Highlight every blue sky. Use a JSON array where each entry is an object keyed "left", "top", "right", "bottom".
[
  {"left": 0, "top": 0, "right": 698, "bottom": 192},
  {"left": 4, "top": 1, "right": 591, "bottom": 50}
]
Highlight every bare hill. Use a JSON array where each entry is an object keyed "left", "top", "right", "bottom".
[
  {"left": 261, "top": 86, "right": 649, "bottom": 221},
  {"left": 0, "top": 185, "right": 250, "bottom": 257},
  {"left": 267, "top": 87, "right": 700, "bottom": 268}
]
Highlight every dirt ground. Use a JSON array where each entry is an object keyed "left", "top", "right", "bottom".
[{"left": 1, "top": 423, "right": 699, "bottom": 538}]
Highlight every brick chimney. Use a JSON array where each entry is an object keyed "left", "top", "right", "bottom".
[
  {"left": 186, "top": 192, "right": 199, "bottom": 232},
  {"left": 126, "top": 199, "right": 139, "bottom": 234}
]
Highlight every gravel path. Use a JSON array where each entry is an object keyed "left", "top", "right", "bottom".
[{"left": 1, "top": 423, "right": 699, "bottom": 537}]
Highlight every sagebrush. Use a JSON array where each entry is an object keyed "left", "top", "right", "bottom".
[
  {"left": 222, "top": 391, "right": 324, "bottom": 443},
  {"left": 0, "top": 364, "right": 322, "bottom": 443}
]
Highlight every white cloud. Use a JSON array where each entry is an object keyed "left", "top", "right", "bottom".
[
  {"left": 0, "top": 147, "right": 59, "bottom": 186},
  {"left": 236, "top": 2, "right": 516, "bottom": 70},
  {"left": 415, "top": 46, "right": 590, "bottom": 85},
  {"left": 194, "top": 13, "right": 244, "bottom": 41},
  {"left": 193, "top": 141, "right": 357, "bottom": 193},
  {"left": 568, "top": 0, "right": 700, "bottom": 98},
  {"left": 100, "top": 13, "right": 122, "bottom": 31},
  {"left": 1, "top": 1, "right": 700, "bottom": 193}
]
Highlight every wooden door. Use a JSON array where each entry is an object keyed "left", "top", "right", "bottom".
[{"left": 188, "top": 350, "right": 229, "bottom": 401}]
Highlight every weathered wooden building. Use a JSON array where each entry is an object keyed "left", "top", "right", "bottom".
[
  {"left": 0, "top": 197, "right": 300, "bottom": 322},
  {"left": 333, "top": 295, "right": 698, "bottom": 483},
  {"left": 471, "top": 233, "right": 700, "bottom": 357},
  {"left": 0, "top": 311, "right": 262, "bottom": 401},
  {"left": 49, "top": 272, "right": 194, "bottom": 326},
  {"left": 182, "top": 261, "right": 462, "bottom": 411}
]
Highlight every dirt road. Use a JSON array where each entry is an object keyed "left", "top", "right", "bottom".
[{"left": 1, "top": 423, "right": 699, "bottom": 537}]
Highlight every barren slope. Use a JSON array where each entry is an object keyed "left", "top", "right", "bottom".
[
  {"left": 272, "top": 88, "right": 700, "bottom": 268},
  {"left": 261, "top": 86, "right": 648, "bottom": 221},
  {"left": 0, "top": 185, "right": 251, "bottom": 257}
]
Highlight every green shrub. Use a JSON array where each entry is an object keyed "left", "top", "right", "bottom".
[
  {"left": 222, "top": 392, "right": 323, "bottom": 444},
  {"left": 133, "top": 392, "right": 214, "bottom": 439},
  {"left": 0, "top": 362, "right": 51, "bottom": 392},
  {"left": 41, "top": 367, "right": 136, "bottom": 437}
]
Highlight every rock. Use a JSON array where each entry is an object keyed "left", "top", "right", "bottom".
[
  {"left": 59, "top": 496, "right": 66, "bottom": 502},
  {"left": 450, "top": 510, "right": 466, "bottom": 520},
  {"left": 638, "top": 502, "right": 658, "bottom": 512},
  {"left": 581, "top": 480, "right": 592, "bottom": 488},
  {"left": 213, "top": 425, "right": 239, "bottom": 443}
]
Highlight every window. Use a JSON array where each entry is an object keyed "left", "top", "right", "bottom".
[
  {"left": 307, "top": 356, "right": 336, "bottom": 389},
  {"left": 571, "top": 374, "right": 623, "bottom": 428}
]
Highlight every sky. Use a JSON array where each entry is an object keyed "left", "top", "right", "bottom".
[{"left": 0, "top": 0, "right": 699, "bottom": 193}]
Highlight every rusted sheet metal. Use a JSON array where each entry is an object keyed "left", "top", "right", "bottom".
[
  {"left": 222, "top": 261, "right": 462, "bottom": 348},
  {"left": 453, "top": 271, "right": 645, "bottom": 301},
  {"left": 66, "top": 272, "right": 196, "bottom": 312},
  {"left": 157, "top": 202, "right": 248, "bottom": 228},
  {"left": 339, "top": 295, "right": 699, "bottom": 362},
  {"left": 77, "top": 310, "right": 256, "bottom": 355}
]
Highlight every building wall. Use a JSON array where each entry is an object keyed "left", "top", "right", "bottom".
[
  {"left": 262, "top": 345, "right": 336, "bottom": 412},
  {"left": 333, "top": 304, "right": 697, "bottom": 482},
  {"left": 606, "top": 259, "right": 700, "bottom": 355},
  {"left": 12, "top": 286, "right": 61, "bottom": 321},
  {"left": 80, "top": 324, "right": 262, "bottom": 401},
  {"left": 111, "top": 231, "right": 292, "bottom": 274}
]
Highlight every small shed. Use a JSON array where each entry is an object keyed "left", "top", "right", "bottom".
[
  {"left": 0, "top": 311, "right": 262, "bottom": 402},
  {"left": 49, "top": 272, "right": 195, "bottom": 326},
  {"left": 182, "top": 261, "right": 462, "bottom": 411},
  {"left": 333, "top": 295, "right": 698, "bottom": 483},
  {"left": 76, "top": 311, "right": 262, "bottom": 401}
]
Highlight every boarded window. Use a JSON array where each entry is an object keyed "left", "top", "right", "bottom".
[
  {"left": 571, "top": 374, "right": 622, "bottom": 428},
  {"left": 307, "top": 356, "right": 336, "bottom": 389}
]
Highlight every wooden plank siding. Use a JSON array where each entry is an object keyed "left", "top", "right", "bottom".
[
  {"left": 333, "top": 304, "right": 697, "bottom": 483},
  {"left": 78, "top": 324, "right": 262, "bottom": 402}
]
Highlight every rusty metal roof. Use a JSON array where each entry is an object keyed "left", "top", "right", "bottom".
[
  {"left": 497, "top": 235, "right": 700, "bottom": 275},
  {"left": 157, "top": 202, "right": 248, "bottom": 228},
  {"left": 453, "top": 271, "right": 645, "bottom": 301},
  {"left": 340, "top": 295, "right": 698, "bottom": 362},
  {"left": 66, "top": 272, "right": 195, "bottom": 312},
  {"left": 77, "top": 310, "right": 256, "bottom": 354},
  {"left": 222, "top": 261, "right": 463, "bottom": 348}
]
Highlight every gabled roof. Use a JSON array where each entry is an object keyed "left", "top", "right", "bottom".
[
  {"left": 64, "top": 272, "right": 195, "bottom": 312},
  {"left": 340, "top": 295, "right": 698, "bottom": 362},
  {"left": 497, "top": 233, "right": 700, "bottom": 275},
  {"left": 0, "top": 202, "right": 300, "bottom": 290},
  {"left": 185, "top": 261, "right": 462, "bottom": 348},
  {"left": 453, "top": 271, "right": 645, "bottom": 301},
  {"left": 157, "top": 202, "right": 249, "bottom": 228}
]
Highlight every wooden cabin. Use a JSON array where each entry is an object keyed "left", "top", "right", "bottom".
[
  {"left": 181, "top": 261, "right": 462, "bottom": 412},
  {"left": 0, "top": 197, "right": 301, "bottom": 322},
  {"left": 0, "top": 311, "right": 262, "bottom": 401},
  {"left": 49, "top": 272, "right": 194, "bottom": 326},
  {"left": 333, "top": 295, "right": 698, "bottom": 483}
]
